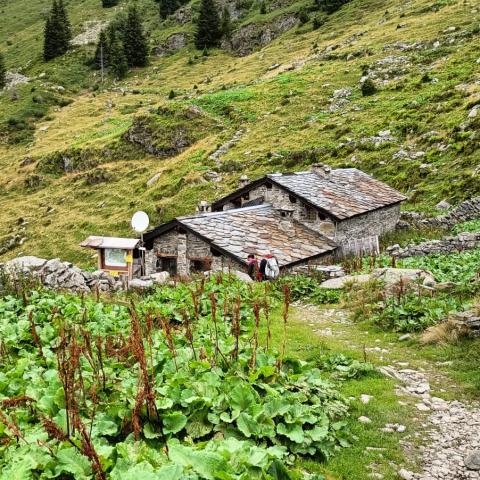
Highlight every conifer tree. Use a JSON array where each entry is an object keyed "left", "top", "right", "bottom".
[
  {"left": 109, "top": 33, "right": 128, "bottom": 79},
  {"left": 57, "top": 0, "right": 72, "bottom": 47},
  {"left": 94, "top": 29, "right": 110, "bottom": 70},
  {"left": 0, "top": 52, "right": 6, "bottom": 89},
  {"left": 194, "top": 0, "right": 221, "bottom": 49},
  {"left": 121, "top": 5, "right": 148, "bottom": 67},
  {"left": 43, "top": 0, "right": 71, "bottom": 61},
  {"left": 159, "top": 0, "right": 177, "bottom": 19},
  {"left": 220, "top": 6, "right": 232, "bottom": 39}
]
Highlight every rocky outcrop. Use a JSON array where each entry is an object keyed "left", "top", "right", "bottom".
[
  {"left": 123, "top": 106, "right": 216, "bottom": 157},
  {"left": 387, "top": 232, "right": 480, "bottom": 258},
  {"left": 71, "top": 21, "right": 107, "bottom": 46},
  {"left": 1, "top": 256, "right": 171, "bottom": 293},
  {"left": 153, "top": 33, "right": 188, "bottom": 56},
  {"left": 224, "top": 14, "right": 299, "bottom": 56}
]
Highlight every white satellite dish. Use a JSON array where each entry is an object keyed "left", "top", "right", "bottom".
[{"left": 131, "top": 211, "right": 150, "bottom": 233}]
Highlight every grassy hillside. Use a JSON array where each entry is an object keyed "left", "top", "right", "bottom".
[{"left": 0, "top": 0, "right": 479, "bottom": 266}]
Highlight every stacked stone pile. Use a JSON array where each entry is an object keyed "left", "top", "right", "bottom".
[
  {"left": 387, "top": 232, "right": 480, "bottom": 258},
  {"left": 399, "top": 197, "right": 480, "bottom": 230},
  {"left": 0, "top": 256, "right": 171, "bottom": 293}
]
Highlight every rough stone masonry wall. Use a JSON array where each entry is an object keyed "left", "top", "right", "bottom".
[
  {"left": 386, "top": 232, "right": 480, "bottom": 259},
  {"left": 335, "top": 203, "right": 401, "bottom": 243},
  {"left": 146, "top": 230, "right": 244, "bottom": 276},
  {"left": 400, "top": 197, "right": 480, "bottom": 230},
  {"left": 224, "top": 183, "right": 337, "bottom": 237}
]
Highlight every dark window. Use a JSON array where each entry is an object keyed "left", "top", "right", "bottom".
[
  {"left": 266, "top": 183, "right": 273, "bottom": 190},
  {"left": 305, "top": 206, "right": 317, "bottom": 221},
  {"left": 242, "top": 192, "right": 250, "bottom": 200},
  {"left": 157, "top": 257, "right": 177, "bottom": 275},
  {"left": 190, "top": 259, "right": 210, "bottom": 273},
  {"left": 289, "top": 194, "right": 297, "bottom": 203},
  {"left": 318, "top": 212, "right": 326, "bottom": 221}
]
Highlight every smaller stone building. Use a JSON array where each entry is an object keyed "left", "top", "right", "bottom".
[{"left": 143, "top": 204, "right": 337, "bottom": 276}]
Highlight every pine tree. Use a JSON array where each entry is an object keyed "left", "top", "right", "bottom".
[
  {"left": 57, "top": 0, "right": 72, "bottom": 47},
  {"left": 109, "top": 32, "right": 128, "bottom": 79},
  {"left": 94, "top": 29, "right": 109, "bottom": 70},
  {"left": 0, "top": 52, "right": 6, "bottom": 89},
  {"left": 43, "top": 0, "right": 71, "bottom": 61},
  {"left": 121, "top": 5, "right": 148, "bottom": 67},
  {"left": 220, "top": 6, "right": 232, "bottom": 39},
  {"left": 194, "top": 0, "right": 221, "bottom": 49},
  {"left": 159, "top": 0, "right": 178, "bottom": 19}
]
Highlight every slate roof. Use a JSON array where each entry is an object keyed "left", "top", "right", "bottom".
[
  {"left": 212, "top": 168, "right": 407, "bottom": 221},
  {"left": 80, "top": 236, "right": 140, "bottom": 250},
  {"left": 145, "top": 205, "right": 337, "bottom": 267}
]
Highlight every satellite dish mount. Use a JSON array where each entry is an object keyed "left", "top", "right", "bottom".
[{"left": 131, "top": 211, "right": 150, "bottom": 276}]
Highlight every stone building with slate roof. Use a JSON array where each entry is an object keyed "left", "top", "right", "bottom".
[{"left": 143, "top": 164, "right": 406, "bottom": 276}]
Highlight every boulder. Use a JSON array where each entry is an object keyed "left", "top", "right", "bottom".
[
  {"left": 372, "top": 268, "right": 436, "bottom": 287},
  {"left": 150, "top": 271, "right": 170, "bottom": 285},
  {"left": 465, "top": 451, "right": 480, "bottom": 470},
  {"left": 4, "top": 256, "right": 47, "bottom": 274},
  {"left": 319, "top": 274, "right": 371, "bottom": 289},
  {"left": 436, "top": 200, "right": 452, "bottom": 210},
  {"left": 129, "top": 278, "right": 154, "bottom": 290},
  {"left": 205, "top": 268, "right": 253, "bottom": 283}
]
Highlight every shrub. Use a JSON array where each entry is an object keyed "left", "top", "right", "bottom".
[
  {"left": 361, "top": 78, "right": 377, "bottom": 96},
  {"left": 298, "top": 7, "right": 310, "bottom": 24}
]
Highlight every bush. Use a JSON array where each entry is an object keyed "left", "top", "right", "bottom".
[
  {"left": 298, "top": 7, "right": 310, "bottom": 24},
  {"left": 313, "top": 14, "right": 326, "bottom": 29},
  {"left": 278, "top": 275, "right": 341, "bottom": 305},
  {"left": 361, "top": 78, "right": 377, "bottom": 96}
]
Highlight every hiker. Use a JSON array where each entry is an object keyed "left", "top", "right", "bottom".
[
  {"left": 259, "top": 253, "right": 279, "bottom": 281},
  {"left": 247, "top": 253, "right": 258, "bottom": 280}
]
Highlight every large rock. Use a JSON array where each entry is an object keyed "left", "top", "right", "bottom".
[
  {"left": 372, "top": 268, "right": 436, "bottom": 287},
  {"left": 4, "top": 256, "right": 47, "bottom": 274},
  {"left": 150, "top": 271, "right": 170, "bottom": 285},
  {"left": 153, "top": 33, "right": 188, "bottom": 56},
  {"left": 129, "top": 278, "right": 154, "bottom": 290},
  {"left": 319, "top": 274, "right": 371, "bottom": 289},
  {"left": 224, "top": 14, "right": 299, "bottom": 56},
  {"left": 465, "top": 451, "right": 480, "bottom": 470},
  {"left": 205, "top": 268, "right": 253, "bottom": 283}
]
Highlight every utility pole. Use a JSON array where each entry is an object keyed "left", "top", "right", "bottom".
[{"left": 100, "top": 42, "right": 104, "bottom": 83}]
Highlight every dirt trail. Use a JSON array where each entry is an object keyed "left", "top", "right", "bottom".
[{"left": 294, "top": 304, "right": 480, "bottom": 480}]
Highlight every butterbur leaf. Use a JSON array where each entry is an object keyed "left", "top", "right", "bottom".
[
  {"left": 267, "top": 459, "right": 292, "bottom": 480},
  {"left": 186, "top": 410, "right": 213, "bottom": 438},
  {"left": 157, "top": 464, "right": 183, "bottom": 480},
  {"left": 276, "top": 423, "right": 304, "bottom": 443},
  {"left": 168, "top": 442, "right": 229, "bottom": 480},
  {"left": 236, "top": 412, "right": 260, "bottom": 438},
  {"left": 144, "top": 422, "right": 162, "bottom": 439},
  {"left": 53, "top": 448, "right": 92, "bottom": 480},
  {"left": 163, "top": 412, "right": 188, "bottom": 434},
  {"left": 229, "top": 384, "right": 256, "bottom": 411}
]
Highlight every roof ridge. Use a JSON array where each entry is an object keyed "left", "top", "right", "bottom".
[{"left": 177, "top": 203, "right": 272, "bottom": 220}]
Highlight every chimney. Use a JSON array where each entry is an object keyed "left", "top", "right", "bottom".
[
  {"left": 197, "top": 200, "right": 211, "bottom": 213},
  {"left": 238, "top": 174, "right": 250, "bottom": 188},
  {"left": 311, "top": 163, "right": 332, "bottom": 176}
]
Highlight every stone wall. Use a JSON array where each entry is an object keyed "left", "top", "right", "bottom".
[
  {"left": 399, "top": 197, "right": 480, "bottom": 230},
  {"left": 146, "top": 228, "right": 244, "bottom": 276},
  {"left": 386, "top": 232, "right": 480, "bottom": 258},
  {"left": 335, "top": 204, "right": 401, "bottom": 243},
  {"left": 223, "top": 183, "right": 337, "bottom": 237}
]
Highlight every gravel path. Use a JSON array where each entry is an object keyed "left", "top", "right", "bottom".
[{"left": 296, "top": 304, "right": 480, "bottom": 480}]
